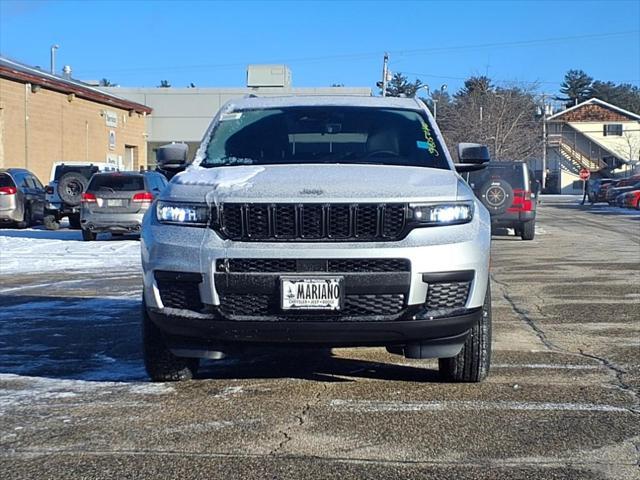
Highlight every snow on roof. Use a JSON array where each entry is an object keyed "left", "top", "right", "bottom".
[
  {"left": 0, "top": 56, "right": 151, "bottom": 114},
  {"left": 547, "top": 97, "right": 640, "bottom": 122},
  {"left": 227, "top": 95, "right": 423, "bottom": 110}
]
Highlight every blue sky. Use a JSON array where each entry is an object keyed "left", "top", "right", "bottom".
[{"left": 1, "top": 0, "right": 638, "bottom": 94}]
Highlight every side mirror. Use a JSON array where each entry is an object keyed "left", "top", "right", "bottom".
[
  {"left": 455, "top": 143, "right": 490, "bottom": 173},
  {"left": 156, "top": 143, "right": 189, "bottom": 171}
]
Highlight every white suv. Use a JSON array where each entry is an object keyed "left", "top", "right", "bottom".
[{"left": 141, "top": 96, "right": 492, "bottom": 382}]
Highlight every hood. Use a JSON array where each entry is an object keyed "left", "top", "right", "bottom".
[{"left": 163, "top": 164, "right": 462, "bottom": 204}]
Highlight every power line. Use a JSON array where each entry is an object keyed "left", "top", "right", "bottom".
[{"left": 78, "top": 30, "right": 639, "bottom": 75}]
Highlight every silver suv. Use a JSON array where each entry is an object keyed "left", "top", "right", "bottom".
[
  {"left": 80, "top": 171, "right": 168, "bottom": 241},
  {"left": 141, "top": 96, "right": 492, "bottom": 383}
]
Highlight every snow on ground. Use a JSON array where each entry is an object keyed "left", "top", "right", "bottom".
[{"left": 0, "top": 227, "right": 141, "bottom": 275}]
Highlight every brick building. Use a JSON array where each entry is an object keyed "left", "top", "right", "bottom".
[{"left": 0, "top": 57, "right": 151, "bottom": 184}]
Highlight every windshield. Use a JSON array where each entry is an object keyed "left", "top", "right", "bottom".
[{"left": 202, "top": 106, "right": 449, "bottom": 169}]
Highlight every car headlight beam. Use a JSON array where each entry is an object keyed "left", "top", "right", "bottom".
[
  {"left": 409, "top": 202, "right": 473, "bottom": 226},
  {"left": 156, "top": 201, "right": 210, "bottom": 227}
]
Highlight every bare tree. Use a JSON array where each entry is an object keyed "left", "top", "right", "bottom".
[{"left": 438, "top": 81, "right": 541, "bottom": 161}]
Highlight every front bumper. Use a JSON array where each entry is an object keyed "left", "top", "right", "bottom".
[
  {"left": 148, "top": 305, "right": 481, "bottom": 349},
  {"left": 141, "top": 202, "right": 491, "bottom": 350}
]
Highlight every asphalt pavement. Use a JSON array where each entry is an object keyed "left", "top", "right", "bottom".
[{"left": 0, "top": 197, "right": 638, "bottom": 480}]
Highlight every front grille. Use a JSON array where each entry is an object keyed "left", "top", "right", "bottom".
[
  {"left": 216, "top": 203, "right": 408, "bottom": 242},
  {"left": 218, "top": 293, "right": 405, "bottom": 318},
  {"left": 216, "top": 258, "right": 410, "bottom": 273},
  {"left": 157, "top": 280, "right": 203, "bottom": 311},
  {"left": 426, "top": 282, "right": 470, "bottom": 309}
]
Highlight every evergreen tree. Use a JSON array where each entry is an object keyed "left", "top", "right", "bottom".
[
  {"left": 384, "top": 73, "right": 423, "bottom": 97},
  {"left": 158, "top": 80, "right": 171, "bottom": 88},
  {"left": 99, "top": 78, "right": 115, "bottom": 86},
  {"left": 456, "top": 76, "right": 493, "bottom": 98},
  {"left": 558, "top": 69, "right": 593, "bottom": 107},
  {"left": 589, "top": 81, "right": 640, "bottom": 114}
]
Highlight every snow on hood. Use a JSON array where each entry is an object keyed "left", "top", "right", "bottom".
[{"left": 163, "top": 164, "right": 461, "bottom": 204}]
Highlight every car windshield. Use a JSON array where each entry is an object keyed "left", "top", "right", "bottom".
[
  {"left": 0, "top": 174, "right": 15, "bottom": 188},
  {"left": 467, "top": 163, "right": 528, "bottom": 190},
  {"left": 89, "top": 174, "right": 145, "bottom": 192},
  {"left": 202, "top": 106, "right": 449, "bottom": 169}
]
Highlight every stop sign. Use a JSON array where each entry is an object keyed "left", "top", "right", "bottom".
[{"left": 579, "top": 168, "right": 591, "bottom": 181}]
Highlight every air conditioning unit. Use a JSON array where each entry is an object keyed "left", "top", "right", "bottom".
[{"left": 247, "top": 65, "right": 291, "bottom": 88}]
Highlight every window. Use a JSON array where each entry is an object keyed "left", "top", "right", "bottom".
[
  {"left": 89, "top": 174, "right": 145, "bottom": 192},
  {"left": 202, "top": 106, "right": 449, "bottom": 170},
  {"left": 603, "top": 124, "right": 623, "bottom": 136}
]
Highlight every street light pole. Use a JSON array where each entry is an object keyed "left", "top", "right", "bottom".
[
  {"left": 50, "top": 44, "right": 59, "bottom": 74},
  {"left": 381, "top": 52, "right": 389, "bottom": 98},
  {"left": 541, "top": 93, "right": 547, "bottom": 191}
]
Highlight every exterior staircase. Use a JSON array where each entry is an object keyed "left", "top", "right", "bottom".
[{"left": 547, "top": 123, "right": 622, "bottom": 174}]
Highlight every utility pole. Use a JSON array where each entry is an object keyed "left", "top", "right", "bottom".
[
  {"left": 50, "top": 44, "right": 59, "bottom": 74},
  {"left": 541, "top": 93, "right": 547, "bottom": 191},
  {"left": 381, "top": 52, "right": 389, "bottom": 97}
]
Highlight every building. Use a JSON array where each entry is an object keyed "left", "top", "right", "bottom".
[
  {"left": 102, "top": 65, "right": 372, "bottom": 166},
  {"left": 0, "top": 57, "right": 151, "bottom": 184},
  {"left": 545, "top": 98, "right": 640, "bottom": 193}
]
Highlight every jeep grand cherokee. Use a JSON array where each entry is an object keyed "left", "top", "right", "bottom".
[{"left": 141, "top": 96, "right": 492, "bottom": 382}]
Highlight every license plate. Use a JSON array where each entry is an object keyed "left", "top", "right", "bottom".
[
  {"left": 107, "top": 199, "right": 125, "bottom": 207},
  {"left": 281, "top": 277, "right": 343, "bottom": 310}
]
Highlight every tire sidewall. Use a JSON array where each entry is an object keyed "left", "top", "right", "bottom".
[{"left": 57, "top": 173, "right": 88, "bottom": 207}]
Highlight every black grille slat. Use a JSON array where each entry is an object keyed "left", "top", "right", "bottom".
[
  {"left": 247, "top": 204, "right": 270, "bottom": 239},
  {"left": 219, "top": 293, "right": 405, "bottom": 318},
  {"left": 157, "top": 280, "right": 203, "bottom": 311},
  {"left": 355, "top": 204, "right": 378, "bottom": 238},
  {"left": 328, "top": 205, "right": 351, "bottom": 238},
  {"left": 383, "top": 204, "right": 406, "bottom": 238},
  {"left": 221, "top": 204, "right": 243, "bottom": 239},
  {"left": 301, "top": 204, "right": 323, "bottom": 238},
  {"left": 216, "top": 258, "right": 410, "bottom": 273},
  {"left": 274, "top": 205, "right": 296, "bottom": 238},
  {"left": 214, "top": 203, "right": 406, "bottom": 242},
  {"left": 426, "top": 282, "right": 470, "bottom": 309}
]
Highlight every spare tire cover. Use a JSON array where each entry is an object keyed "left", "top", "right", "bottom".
[
  {"left": 57, "top": 172, "right": 88, "bottom": 207},
  {"left": 478, "top": 179, "right": 513, "bottom": 215}
]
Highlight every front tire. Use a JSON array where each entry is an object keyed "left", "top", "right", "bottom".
[
  {"left": 142, "top": 300, "right": 199, "bottom": 382},
  {"left": 439, "top": 281, "right": 492, "bottom": 383},
  {"left": 520, "top": 220, "right": 535, "bottom": 240}
]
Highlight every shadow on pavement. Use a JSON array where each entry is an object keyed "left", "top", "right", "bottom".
[{"left": 0, "top": 294, "right": 440, "bottom": 384}]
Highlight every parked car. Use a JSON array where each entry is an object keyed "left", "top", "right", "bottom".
[
  {"left": 0, "top": 168, "right": 45, "bottom": 228},
  {"left": 619, "top": 190, "right": 640, "bottom": 209},
  {"left": 141, "top": 96, "right": 493, "bottom": 383},
  {"left": 465, "top": 161, "right": 538, "bottom": 240},
  {"left": 44, "top": 162, "right": 117, "bottom": 230},
  {"left": 80, "top": 171, "right": 168, "bottom": 241},
  {"left": 606, "top": 178, "right": 640, "bottom": 205}
]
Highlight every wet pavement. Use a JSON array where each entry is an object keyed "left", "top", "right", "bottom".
[{"left": 0, "top": 197, "right": 638, "bottom": 479}]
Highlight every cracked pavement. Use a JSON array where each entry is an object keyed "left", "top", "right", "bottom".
[{"left": 0, "top": 196, "right": 639, "bottom": 479}]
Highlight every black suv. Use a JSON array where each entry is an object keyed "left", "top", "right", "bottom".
[{"left": 466, "top": 161, "right": 539, "bottom": 240}]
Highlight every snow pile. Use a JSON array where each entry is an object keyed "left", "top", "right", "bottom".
[{"left": 0, "top": 229, "right": 140, "bottom": 275}]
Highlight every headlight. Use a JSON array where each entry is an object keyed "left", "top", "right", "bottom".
[
  {"left": 156, "top": 201, "right": 210, "bottom": 226},
  {"left": 409, "top": 202, "right": 473, "bottom": 226}
]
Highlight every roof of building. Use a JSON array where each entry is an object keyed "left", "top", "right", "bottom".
[
  {"left": 547, "top": 97, "right": 640, "bottom": 122},
  {"left": 0, "top": 56, "right": 152, "bottom": 114}
]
